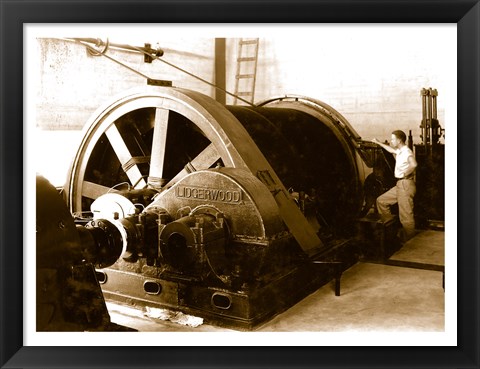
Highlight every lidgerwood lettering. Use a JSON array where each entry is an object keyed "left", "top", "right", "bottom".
[{"left": 176, "top": 185, "right": 242, "bottom": 204}]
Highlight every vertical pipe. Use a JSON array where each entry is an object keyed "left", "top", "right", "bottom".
[
  {"left": 214, "top": 38, "right": 226, "bottom": 105},
  {"left": 421, "top": 88, "right": 428, "bottom": 147},
  {"left": 426, "top": 89, "right": 432, "bottom": 145},
  {"left": 431, "top": 89, "right": 439, "bottom": 145}
]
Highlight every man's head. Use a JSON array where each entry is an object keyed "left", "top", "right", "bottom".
[{"left": 390, "top": 130, "right": 406, "bottom": 148}]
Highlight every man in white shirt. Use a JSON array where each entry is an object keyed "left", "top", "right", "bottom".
[{"left": 371, "top": 130, "right": 418, "bottom": 242}]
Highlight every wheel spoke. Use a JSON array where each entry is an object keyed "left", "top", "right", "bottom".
[
  {"left": 105, "top": 124, "right": 146, "bottom": 189},
  {"left": 149, "top": 108, "right": 170, "bottom": 185},
  {"left": 164, "top": 143, "right": 221, "bottom": 189},
  {"left": 81, "top": 181, "right": 119, "bottom": 200}
]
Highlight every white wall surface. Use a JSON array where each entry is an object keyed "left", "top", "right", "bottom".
[
  {"left": 35, "top": 37, "right": 216, "bottom": 130},
  {"left": 250, "top": 26, "right": 454, "bottom": 142}
]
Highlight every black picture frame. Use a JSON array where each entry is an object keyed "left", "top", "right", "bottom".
[{"left": 1, "top": 1, "right": 479, "bottom": 368}]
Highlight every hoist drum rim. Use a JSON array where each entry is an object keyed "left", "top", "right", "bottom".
[{"left": 257, "top": 94, "right": 361, "bottom": 142}]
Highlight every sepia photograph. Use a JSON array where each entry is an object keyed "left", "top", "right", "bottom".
[
  {"left": 1, "top": 0, "right": 479, "bottom": 367},
  {"left": 26, "top": 24, "right": 454, "bottom": 345}
]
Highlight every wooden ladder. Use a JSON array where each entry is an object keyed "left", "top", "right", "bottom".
[{"left": 233, "top": 38, "right": 259, "bottom": 105}]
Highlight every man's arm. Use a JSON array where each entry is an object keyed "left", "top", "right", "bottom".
[
  {"left": 370, "top": 138, "right": 396, "bottom": 154},
  {"left": 404, "top": 155, "right": 418, "bottom": 177}
]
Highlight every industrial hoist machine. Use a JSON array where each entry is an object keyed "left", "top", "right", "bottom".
[{"left": 42, "top": 85, "right": 393, "bottom": 330}]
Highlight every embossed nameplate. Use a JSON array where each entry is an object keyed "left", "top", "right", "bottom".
[{"left": 176, "top": 185, "right": 242, "bottom": 204}]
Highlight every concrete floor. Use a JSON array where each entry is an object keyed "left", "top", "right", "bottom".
[{"left": 107, "top": 230, "right": 445, "bottom": 333}]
